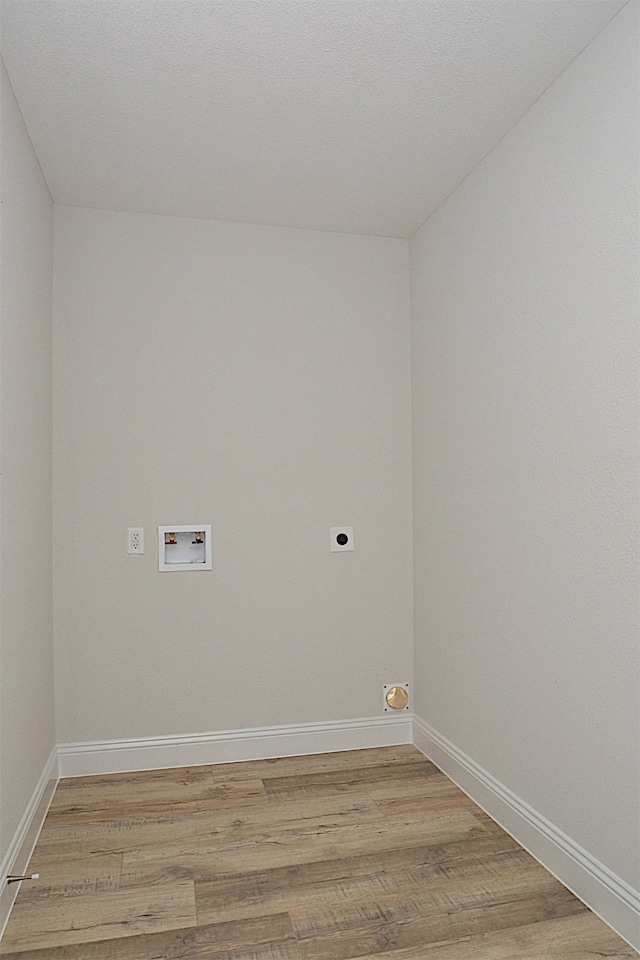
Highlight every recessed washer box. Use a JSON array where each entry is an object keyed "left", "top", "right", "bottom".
[{"left": 158, "top": 525, "right": 212, "bottom": 571}]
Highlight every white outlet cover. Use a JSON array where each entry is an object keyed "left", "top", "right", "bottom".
[
  {"left": 127, "top": 527, "right": 144, "bottom": 555},
  {"left": 330, "top": 526, "right": 354, "bottom": 552}
]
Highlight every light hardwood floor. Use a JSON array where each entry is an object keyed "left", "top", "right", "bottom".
[{"left": 1, "top": 745, "right": 635, "bottom": 958}]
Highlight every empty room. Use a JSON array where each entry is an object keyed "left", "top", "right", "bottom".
[{"left": 1, "top": 1, "right": 638, "bottom": 957}]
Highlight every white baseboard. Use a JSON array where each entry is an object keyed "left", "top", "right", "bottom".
[
  {"left": 0, "top": 746, "right": 59, "bottom": 939},
  {"left": 413, "top": 714, "right": 640, "bottom": 952},
  {"left": 57, "top": 714, "right": 413, "bottom": 778}
]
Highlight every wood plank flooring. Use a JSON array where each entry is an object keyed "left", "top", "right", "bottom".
[{"left": 1, "top": 745, "right": 635, "bottom": 958}]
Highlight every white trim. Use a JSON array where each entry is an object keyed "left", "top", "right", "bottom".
[
  {"left": 57, "top": 714, "right": 413, "bottom": 778},
  {"left": 0, "top": 747, "right": 59, "bottom": 939},
  {"left": 413, "top": 714, "right": 640, "bottom": 952}
]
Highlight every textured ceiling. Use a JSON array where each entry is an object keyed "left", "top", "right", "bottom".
[{"left": 0, "top": 0, "right": 628, "bottom": 237}]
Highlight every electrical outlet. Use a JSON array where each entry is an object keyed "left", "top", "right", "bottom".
[
  {"left": 127, "top": 527, "right": 144, "bottom": 555},
  {"left": 330, "top": 526, "right": 354, "bottom": 552}
]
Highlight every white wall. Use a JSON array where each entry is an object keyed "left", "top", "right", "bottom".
[
  {"left": 0, "top": 59, "right": 55, "bottom": 864},
  {"left": 411, "top": 0, "right": 639, "bottom": 896},
  {"left": 53, "top": 209, "right": 413, "bottom": 743}
]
